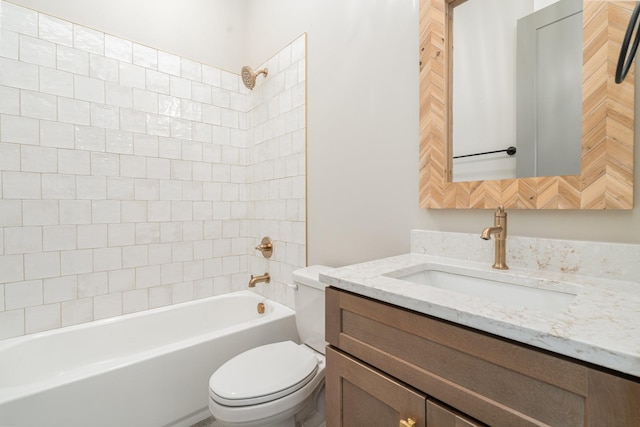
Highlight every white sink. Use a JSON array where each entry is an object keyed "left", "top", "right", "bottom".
[{"left": 390, "top": 268, "right": 577, "bottom": 313}]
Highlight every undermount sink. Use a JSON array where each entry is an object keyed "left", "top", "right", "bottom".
[{"left": 389, "top": 268, "right": 577, "bottom": 313}]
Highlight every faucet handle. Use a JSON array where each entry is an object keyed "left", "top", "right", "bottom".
[{"left": 255, "top": 237, "right": 273, "bottom": 258}]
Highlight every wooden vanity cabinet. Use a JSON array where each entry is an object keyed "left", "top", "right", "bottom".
[{"left": 325, "top": 288, "right": 640, "bottom": 427}]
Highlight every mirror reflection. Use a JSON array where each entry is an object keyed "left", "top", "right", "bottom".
[{"left": 452, "top": 0, "right": 583, "bottom": 182}]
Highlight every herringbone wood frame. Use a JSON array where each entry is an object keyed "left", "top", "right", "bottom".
[{"left": 419, "top": 0, "right": 635, "bottom": 209}]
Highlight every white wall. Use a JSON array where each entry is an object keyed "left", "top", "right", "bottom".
[{"left": 8, "top": 0, "right": 247, "bottom": 72}]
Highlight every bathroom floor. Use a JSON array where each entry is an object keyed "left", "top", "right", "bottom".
[{"left": 191, "top": 416, "right": 220, "bottom": 427}]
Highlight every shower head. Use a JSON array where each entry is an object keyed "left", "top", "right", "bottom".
[{"left": 241, "top": 65, "right": 268, "bottom": 90}]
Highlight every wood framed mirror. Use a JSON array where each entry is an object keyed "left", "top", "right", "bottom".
[{"left": 419, "top": 0, "right": 635, "bottom": 209}]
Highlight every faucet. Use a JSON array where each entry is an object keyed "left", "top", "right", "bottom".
[
  {"left": 248, "top": 272, "right": 270, "bottom": 287},
  {"left": 481, "top": 206, "right": 508, "bottom": 270}
]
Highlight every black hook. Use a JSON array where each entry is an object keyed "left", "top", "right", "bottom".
[{"left": 615, "top": 2, "right": 640, "bottom": 84}]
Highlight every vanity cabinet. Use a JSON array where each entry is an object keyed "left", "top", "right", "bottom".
[{"left": 325, "top": 288, "right": 640, "bottom": 426}]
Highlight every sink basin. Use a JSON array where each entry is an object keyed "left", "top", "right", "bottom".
[{"left": 390, "top": 269, "right": 577, "bottom": 313}]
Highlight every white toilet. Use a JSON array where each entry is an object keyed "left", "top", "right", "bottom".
[{"left": 208, "top": 265, "right": 332, "bottom": 427}]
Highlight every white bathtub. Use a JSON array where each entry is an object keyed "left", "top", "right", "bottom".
[{"left": 0, "top": 291, "right": 299, "bottom": 427}]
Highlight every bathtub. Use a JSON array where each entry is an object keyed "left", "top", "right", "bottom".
[{"left": 0, "top": 291, "right": 299, "bottom": 427}]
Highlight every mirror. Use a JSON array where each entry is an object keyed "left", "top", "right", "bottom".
[
  {"left": 452, "top": 0, "right": 583, "bottom": 182},
  {"left": 419, "top": 0, "right": 635, "bottom": 209}
]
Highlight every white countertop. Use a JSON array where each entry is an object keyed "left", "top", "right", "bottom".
[{"left": 320, "top": 252, "right": 640, "bottom": 378}]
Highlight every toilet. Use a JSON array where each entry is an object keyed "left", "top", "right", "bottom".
[{"left": 208, "top": 265, "right": 332, "bottom": 427}]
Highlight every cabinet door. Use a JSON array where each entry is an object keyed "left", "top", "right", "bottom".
[
  {"left": 326, "top": 346, "right": 426, "bottom": 427},
  {"left": 427, "top": 400, "right": 486, "bottom": 427}
]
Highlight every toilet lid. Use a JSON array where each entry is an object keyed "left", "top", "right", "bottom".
[{"left": 209, "top": 341, "right": 319, "bottom": 406}]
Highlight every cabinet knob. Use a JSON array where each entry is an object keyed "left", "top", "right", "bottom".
[{"left": 399, "top": 418, "right": 416, "bottom": 427}]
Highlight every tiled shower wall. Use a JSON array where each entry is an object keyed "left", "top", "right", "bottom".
[{"left": 0, "top": 1, "right": 306, "bottom": 339}]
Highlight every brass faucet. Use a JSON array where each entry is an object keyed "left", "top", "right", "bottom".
[
  {"left": 480, "top": 206, "right": 508, "bottom": 270},
  {"left": 248, "top": 272, "right": 270, "bottom": 287}
]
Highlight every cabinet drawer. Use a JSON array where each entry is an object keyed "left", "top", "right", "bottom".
[
  {"left": 326, "top": 288, "right": 640, "bottom": 427},
  {"left": 427, "top": 399, "right": 486, "bottom": 427},
  {"left": 326, "top": 346, "right": 426, "bottom": 427}
]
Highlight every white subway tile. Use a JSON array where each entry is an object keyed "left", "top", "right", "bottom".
[
  {"left": 74, "top": 75, "right": 105, "bottom": 104},
  {"left": 181, "top": 99, "right": 202, "bottom": 121},
  {"left": 170, "top": 76, "right": 191, "bottom": 99},
  {"left": 94, "top": 292, "right": 122, "bottom": 320},
  {"left": 0, "top": 309, "right": 24, "bottom": 339},
  {"left": 24, "top": 252, "right": 60, "bottom": 280},
  {"left": 202, "top": 65, "right": 221, "bottom": 87},
  {"left": 0, "top": 85, "right": 19, "bottom": 114},
  {"left": 212, "top": 88, "right": 231, "bottom": 109},
  {"left": 149, "top": 285, "right": 172, "bottom": 308},
  {"left": 192, "top": 123, "right": 212, "bottom": 143},
  {"left": 0, "top": 254, "right": 23, "bottom": 283},
  {"left": 191, "top": 82, "right": 212, "bottom": 104},
  {"left": 21, "top": 145, "right": 57, "bottom": 173},
  {"left": 160, "top": 222, "right": 182, "bottom": 243},
  {"left": 121, "top": 201, "right": 147, "bottom": 223},
  {"left": 194, "top": 278, "right": 214, "bottom": 299},
  {"left": 133, "top": 133, "right": 158, "bottom": 157},
  {"left": 106, "top": 130, "right": 133, "bottom": 154},
  {"left": 172, "top": 281, "right": 193, "bottom": 304},
  {"left": 106, "top": 83, "right": 133, "bottom": 109},
  {"left": 135, "top": 223, "right": 160, "bottom": 245},
  {"left": 58, "top": 149, "right": 90, "bottom": 175},
  {"left": 136, "top": 265, "right": 160, "bottom": 288},
  {"left": 146, "top": 69, "right": 170, "bottom": 94},
  {"left": 0, "top": 57, "right": 37, "bottom": 89},
  {"left": 221, "top": 109, "right": 239, "bottom": 128},
  {"left": 146, "top": 158, "right": 170, "bottom": 180},
  {"left": 148, "top": 242, "right": 171, "bottom": 264},
  {"left": 146, "top": 113, "right": 171, "bottom": 137},
  {"left": 59, "top": 200, "right": 91, "bottom": 224},
  {"left": 73, "top": 25, "right": 104, "bottom": 55},
  {"left": 158, "top": 94, "right": 181, "bottom": 118},
  {"left": 220, "top": 71, "right": 239, "bottom": 92},
  {"left": 58, "top": 97, "right": 90, "bottom": 125},
  {"left": 105, "top": 35, "right": 132, "bottom": 63},
  {"left": 203, "top": 182, "right": 222, "bottom": 201},
  {"left": 181, "top": 58, "right": 201, "bottom": 81},
  {"left": 172, "top": 241, "right": 193, "bottom": 262},
  {"left": 193, "top": 162, "right": 212, "bottom": 182},
  {"left": 77, "top": 224, "right": 107, "bottom": 249},
  {"left": 183, "top": 182, "right": 203, "bottom": 201},
  {"left": 122, "top": 245, "right": 148, "bottom": 268},
  {"left": 25, "top": 303, "right": 61, "bottom": 333},
  {"left": 193, "top": 240, "right": 213, "bottom": 260},
  {"left": 6, "top": 279, "right": 43, "bottom": 309},
  {"left": 4, "top": 226, "right": 41, "bottom": 254},
  {"left": 3, "top": 172, "right": 40, "bottom": 199},
  {"left": 107, "top": 177, "right": 134, "bottom": 200},
  {"left": 132, "top": 44, "right": 157, "bottom": 70},
  {"left": 0, "top": 28, "right": 19, "bottom": 60},
  {"left": 108, "top": 268, "right": 135, "bottom": 293},
  {"left": 76, "top": 176, "right": 106, "bottom": 199},
  {"left": 43, "top": 225, "right": 76, "bottom": 251},
  {"left": 134, "top": 178, "right": 159, "bottom": 200},
  {"left": 183, "top": 260, "right": 203, "bottom": 281},
  {"left": 133, "top": 88, "right": 158, "bottom": 114},
  {"left": 159, "top": 137, "right": 182, "bottom": 159},
  {"left": 19, "top": 35, "right": 55, "bottom": 68},
  {"left": 1, "top": 3, "right": 37, "bottom": 36},
  {"left": 108, "top": 223, "right": 134, "bottom": 247},
  {"left": 0, "top": 142, "right": 20, "bottom": 171},
  {"left": 119, "top": 63, "right": 146, "bottom": 89},
  {"left": 90, "top": 103, "right": 120, "bottom": 130},
  {"left": 90, "top": 54, "right": 118, "bottom": 83},
  {"left": 91, "top": 152, "right": 119, "bottom": 176},
  {"left": 123, "top": 289, "right": 148, "bottom": 314},
  {"left": 43, "top": 275, "right": 77, "bottom": 304},
  {"left": 1, "top": 114, "right": 39, "bottom": 144},
  {"left": 40, "top": 66, "right": 74, "bottom": 97},
  {"left": 22, "top": 200, "right": 59, "bottom": 226},
  {"left": 182, "top": 141, "right": 202, "bottom": 161},
  {"left": 92, "top": 247, "right": 122, "bottom": 272},
  {"left": 157, "top": 51, "right": 181, "bottom": 76},
  {"left": 39, "top": 13, "right": 73, "bottom": 46},
  {"left": 91, "top": 200, "right": 121, "bottom": 223},
  {"left": 119, "top": 108, "right": 147, "bottom": 133},
  {"left": 159, "top": 180, "right": 182, "bottom": 200},
  {"left": 61, "top": 297, "right": 93, "bottom": 326},
  {"left": 193, "top": 202, "right": 212, "bottom": 221},
  {"left": 0, "top": 200, "right": 21, "bottom": 226},
  {"left": 171, "top": 159, "right": 192, "bottom": 181},
  {"left": 61, "top": 249, "right": 93, "bottom": 275},
  {"left": 120, "top": 155, "right": 146, "bottom": 178},
  {"left": 160, "top": 262, "right": 182, "bottom": 285},
  {"left": 57, "top": 45, "right": 89, "bottom": 76}
]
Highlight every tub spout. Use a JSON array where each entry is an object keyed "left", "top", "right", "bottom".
[{"left": 248, "top": 272, "right": 270, "bottom": 287}]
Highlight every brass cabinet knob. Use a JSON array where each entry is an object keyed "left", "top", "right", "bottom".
[{"left": 399, "top": 418, "right": 416, "bottom": 427}]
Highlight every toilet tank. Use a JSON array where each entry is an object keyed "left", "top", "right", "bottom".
[{"left": 292, "top": 265, "right": 333, "bottom": 355}]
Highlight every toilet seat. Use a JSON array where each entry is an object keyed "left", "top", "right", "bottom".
[{"left": 210, "top": 341, "right": 319, "bottom": 407}]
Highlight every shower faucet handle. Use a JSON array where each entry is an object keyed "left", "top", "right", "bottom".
[{"left": 255, "top": 237, "right": 273, "bottom": 258}]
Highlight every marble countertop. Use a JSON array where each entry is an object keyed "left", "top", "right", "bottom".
[{"left": 320, "top": 253, "right": 640, "bottom": 378}]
